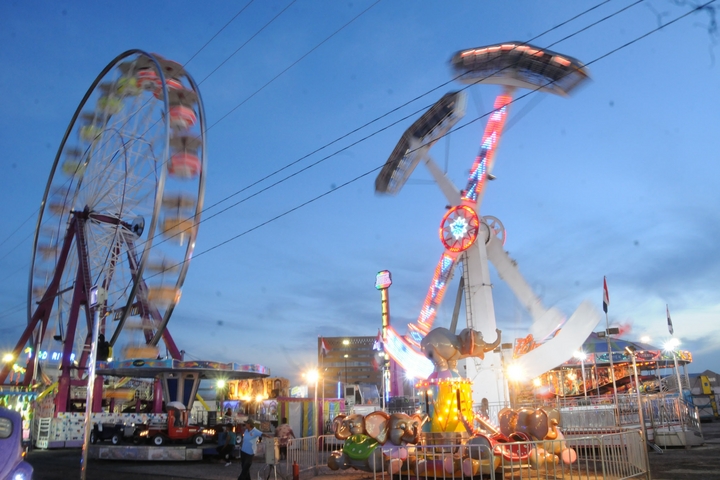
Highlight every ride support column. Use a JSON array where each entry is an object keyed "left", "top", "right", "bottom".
[{"left": 93, "top": 375, "right": 104, "bottom": 412}]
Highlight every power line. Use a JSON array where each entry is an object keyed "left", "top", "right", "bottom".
[
  {"left": 0, "top": 0, "right": 645, "bottom": 293},
  {"left": 125, "top": 0, "right": 642, "bottom": 260},
  {"left": 203, "top": 0, "right": 383, "bottom": 130},
  {"left": 145, "top": 0, "right": 716, "bottom": 281},
  {"left": 183, "top": 0, "right": 255, "bottom": 67},
  {"left": 197, "top": 0, "right": 298, "bottom": 85},
  {"left": 2, "top": 0, "right": 713, "bottom": 343},
  {"left": 0, "top": 0, "right": 614, "bottom": 271}
]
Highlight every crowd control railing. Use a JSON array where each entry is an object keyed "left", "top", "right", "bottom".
[{"left": 277, "top": 430, "right": 648, "bottom": 480}]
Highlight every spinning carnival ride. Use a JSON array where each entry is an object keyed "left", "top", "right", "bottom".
[
  {"left": 0, "top": 51, "right": 206, "bottom": 413},
  {"left": 378, "top": 42, "right": 600, "bottom": 404}
]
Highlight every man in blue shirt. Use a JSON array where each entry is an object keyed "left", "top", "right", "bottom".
[{"left": 238, "top": 421, "right": 269, "bottom": 480}]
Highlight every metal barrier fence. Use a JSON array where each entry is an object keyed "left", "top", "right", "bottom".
[
  {"left": 559, "top": 404, "right": 619, "bottom": 434},
  {"left": 471, "top": 401, "right": 511, "bottom": 426},
  {"left": 285, "top": 436, "right": 319, "bottom": 473},
  {"left": 279, "top": 430, "right": 647, "bottom": 480}
]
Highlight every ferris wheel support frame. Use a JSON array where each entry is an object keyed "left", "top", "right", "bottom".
[
  {"left": 0, "top": 213, "right": 95, "bottom": 402},
  {"left": 119, "top": 236, "right": 181, "bottom": 356},
  {"left": 0, "top": 213, "right": 182, "bottom": 411}
]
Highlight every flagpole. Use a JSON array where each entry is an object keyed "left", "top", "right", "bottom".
[
  {"left": 603, "top": 277, "right": 619, "bottom": 409},
  {"left": 321, "top": 337, "right": 325, "bottom": 431},
  {"left": 320, "top": 337, "right": 327, "bottom": 431},
  {"left": 667, "top": 305, "right": 683, "bottom": 395}
]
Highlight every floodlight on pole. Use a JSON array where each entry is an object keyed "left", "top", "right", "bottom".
[
  {"left": 306, "top": 368, "right": 319, "bottom": 431},
  {"left": 506, "top": 363, "right": 526, "bottom": 409},
  {"left": 663, "top": 340, "right": 684, "bottom": 395},
  {"left": 573, "top": 350, "right": 588, "bottom": 400},
  {"left": 342, "top": 339, "right": 350, "bottom": 397}
]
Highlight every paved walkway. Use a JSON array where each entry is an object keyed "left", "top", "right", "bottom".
[{"left": 25, "top": 421, "right": 720, "bottom": 479}]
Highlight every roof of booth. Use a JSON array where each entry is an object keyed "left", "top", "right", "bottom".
[
  {"left": 561, "top": 332, "right": 692, "bottom": 366},
  {"left": 96, "top": 358, "right": 270, "bottom": 379}
]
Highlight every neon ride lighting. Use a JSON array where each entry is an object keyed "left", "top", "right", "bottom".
[
  {"left": 384, "top": 326, "right": 433, "bottom": 379},
  {"left": 462, "top": 94, "right": 511, "bottom": 203},
  {"left": 408, "top": 252, "right": 457, "bottom": 348},
  {"left": 406, "top": 91, "right": 509, "bottom": 342},
  {"left": 440, "top": 204, "right": 479, "bottom": 253}
]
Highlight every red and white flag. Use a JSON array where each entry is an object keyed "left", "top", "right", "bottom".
[
  {"left": 602, "top": 277, "right": 609, "bottom": 313},
  {"left": 666, "top": 305, "right": 674, "bottom": 335},
  {"left": 320, "top": 337, "right": 331, "bottom": 357}
]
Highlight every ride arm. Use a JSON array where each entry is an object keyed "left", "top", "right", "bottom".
[
  {"left": 423, "top": 154, "right": 462, "bottom": 206},
  {"left": 512, "top": 301, "right": 600, "bottom": 380},
  {"left": 485, "top": 231, "right": 564, "bottom": 341}
]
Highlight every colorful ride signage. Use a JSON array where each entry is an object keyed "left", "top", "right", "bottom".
[{"left": 375, "top": 270, "right": 392, "bottom": 290}]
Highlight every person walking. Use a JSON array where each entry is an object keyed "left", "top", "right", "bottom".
[
  {"left": 238, "top": 421, "right": 269, "bottom": 480},
  {"left": 218, "top": 424, "right": 237, "bottom": 466},
  {"left": 274, "top": 417, "right": 295, "bottom": 460}
]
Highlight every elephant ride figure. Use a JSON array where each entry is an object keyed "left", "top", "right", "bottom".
[
  {"left": 497, "top": 407, "right": 577, "bottom": 468},
  {"left": 327, "top": 414, "right": 377, "bottom": 470},
  {"left": 421, "top": 327, "right": 502, "bottom": 377},
  {"left": 327, "top": 411, "right": 424, "bottom": 474}
]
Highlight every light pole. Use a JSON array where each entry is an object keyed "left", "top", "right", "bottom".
[
  {"left": 342, "top": 339, "right": 350, "bottom": 397},
  {"left": 506, "top": 363, "right": 525, "bottom": 410},
  {"left": 664, "top": 339, "right": 684, "bottom": 394},
  {"left": 574, "top": 350, "right": 588, "bottom": 400},
  {"left": 81, "top": 286, "right": 105, "bottom": 480},
  {"left": 625, "top": 347, "right": 648, "bottom": 440},
  {"left": 375, "top": 270, "right": 392, "bottom": 401},
  {"left": 306, "top": 369, "right": 319, "bottom": 434},
  {"left": 625, "top": 346, "right": 655, "bottom": 464}
]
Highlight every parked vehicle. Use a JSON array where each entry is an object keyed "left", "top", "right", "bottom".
[
  {"left": 90, "top": 423, "right": 126, "bottom": 445},
  {"left": 0, "top": 407, "right": 33, "bottom": 480}
]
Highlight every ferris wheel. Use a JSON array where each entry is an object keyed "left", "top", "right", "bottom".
[{"left": 0, "top": 51, "right": 206, "bottom": 410}]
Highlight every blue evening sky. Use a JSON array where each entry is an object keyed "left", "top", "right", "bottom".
[{"left": 1, "top": 1, "right": 719, "bottom": 386}]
